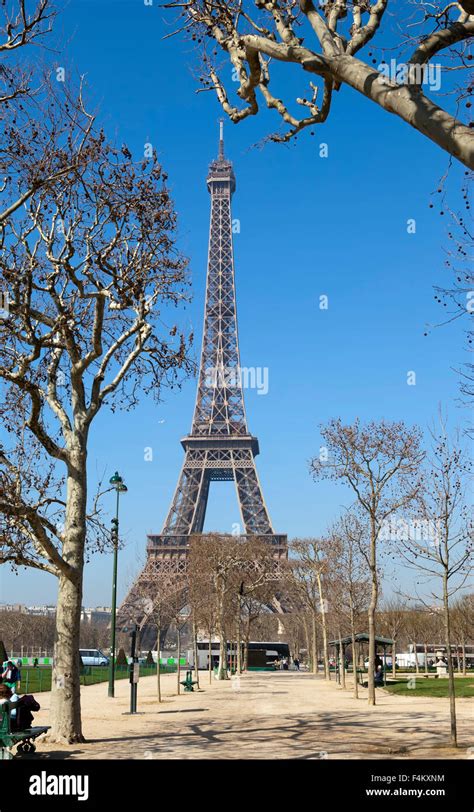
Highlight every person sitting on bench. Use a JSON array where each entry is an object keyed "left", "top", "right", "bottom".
[
  {"left": 374, "top": 655, "right": 384, "bottom": 686},
  {"left": 0, "top": 684, "right": 20, "bottom": 717},
  {"left": 0, "top": 684, "right": 40, "bottom": 731},
  {"left": 12, "top": 692, "right": 40, "bottom": 731}
]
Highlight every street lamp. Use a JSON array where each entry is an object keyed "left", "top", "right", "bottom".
[{"left": 108, "top": 471, "right": 128, "bottom": 698}]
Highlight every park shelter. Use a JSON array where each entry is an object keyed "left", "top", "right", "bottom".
[{"left": 329, "top": 633, "right": 394, "bottom": 686}]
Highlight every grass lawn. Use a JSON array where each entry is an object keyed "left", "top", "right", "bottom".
[
  {"left": 384, "top": 678, "right": 474, "bottom": 698},
  {"left": 17, "top": 664, "right": 177, "bottom": 693}
]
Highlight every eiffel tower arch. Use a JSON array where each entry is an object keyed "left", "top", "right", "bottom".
[{"left": 119, "top": 125, "right": 287, "bottom": 641}]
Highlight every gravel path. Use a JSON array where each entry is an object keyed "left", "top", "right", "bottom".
[{"left": 30, "top": 670, "right": 473, "bottom": 760}]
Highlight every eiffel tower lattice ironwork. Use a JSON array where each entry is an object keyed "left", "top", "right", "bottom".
[{"left": 120, "top": 125, "right": 286, "bottom": 628}]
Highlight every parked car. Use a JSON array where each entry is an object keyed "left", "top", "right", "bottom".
[{"left": 79, "top": 649, "right": 109, "bottom": 667}]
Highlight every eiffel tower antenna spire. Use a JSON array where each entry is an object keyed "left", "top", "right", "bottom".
[{"left": 219, "top": 118, "right": 225, "bottom": 159}]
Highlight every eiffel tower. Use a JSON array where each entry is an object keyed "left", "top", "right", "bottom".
[{"left": 120, "top": 125, "right": 286, "bottom": 632}]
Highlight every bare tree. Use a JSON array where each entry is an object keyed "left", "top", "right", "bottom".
[
  {"left": 311, "top": 418, "right": 424, "bottom": 704},
  {"left": 330, "top": 513, "right": 371, "bottom": 697},
  {"left": 188, "top": 533, "right": 279, "bottom": 679},
  {"left": 291, "top": 538, "right": 332, "bottom": 680},
  {"left": 163, "top": 1, "right": 474, "bottom": 167},
  {"left": 330, "top": 589, "right": 350, "bottom": 689},
  {"left": 240, "top": 593, "right": 268, "bottom": 670},
  {"left": 397, "top": 425, "right": 473, "bottom": 746},
  {"left": 278, "top": 611, "right": 305, "bottom": 666},
  {"left": 189, "top": 563, "right": 216, "bottom": 683},
  {"left": 79, "top": 621, "right": 110, "bottom": 653},
  {"left": 168, "top": 596, "right": 190, "bottom": 696},
  {"left": 125, "top": 560, "right": 187, "bottom": 702},
  {"left": 0, "top": 611, "right": 58, "bottom": 657},
  {"left": 189, "top": 534, "right": 244, "bottom": 680},
  {"left": 234, "top": 538, "right": 282, "bottom": 673},
  {"left": 430, "top": 210, "right": 474, "bottom": 432},
  {"left": 0, "top": 114, "right": 192, "bottom": 740},
  {"left": 0, "top": 2, "right": 104, "bottom": 229}
]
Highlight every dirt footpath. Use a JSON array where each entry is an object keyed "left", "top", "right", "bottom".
[{"left": 31, "top": 671, "right": 473, "bottom": 760}]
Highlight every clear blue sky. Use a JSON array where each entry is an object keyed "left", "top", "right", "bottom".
[{"left": 1, "top": 0, "right": 468, "bottom": 606}]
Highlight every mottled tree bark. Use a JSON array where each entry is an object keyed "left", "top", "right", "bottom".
[{"left": 50, "top": 446, "right": 87, "bottom": 743}]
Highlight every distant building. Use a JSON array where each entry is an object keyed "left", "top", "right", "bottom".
[
  {"left": 0, "top": 604, "right": 27, "bottom": 613},
  {"left": 26, "top": 605, "right": 57, "bottom": 617},
  {"left": 81, "top": 607, "right": 111, "bottom": 624},
  {"left": 0, "top": 603, "right": 112, "bottom": 623}
]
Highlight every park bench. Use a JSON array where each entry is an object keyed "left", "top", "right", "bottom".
[
  {"left": 179, "top": 670, "right": 198, "bottom": 692},
  {"left": 0, "top": 704, "right": 50, "bottom": 759},
  {"left": 356, "top": 669, "right": 388, "bottom": 688}
]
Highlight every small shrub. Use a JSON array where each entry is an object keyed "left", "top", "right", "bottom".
[{"left": 116, "top": 647, "right": 128, "bottom": 666}]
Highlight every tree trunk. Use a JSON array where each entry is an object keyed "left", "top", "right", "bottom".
[
  {"left": 353, "top": 639, "right": 359, "bottom": 699},
  {"left": 316, "top": 574, "right": 330, "bottom": 681},
  {"left": 215, "top": 577, "right": 227, "bottom": 680},
  {"left": 461, "top": 637, "right": 466, "bottom": 677},
  {"left": 243, "top": 630, "right": 249, "bottom": 672},
  {"left": 49, "top": 451, "right": 87, "bottom": 743},
  {"left": 192, "top": 617, "right": 200, "bottom": 690},
  {"left": 424, "top": 642, "right": 429, "bottom": 675},
  {"left": 350, "top": 603, "right": 358, "bottom": 699},
  {"left": 236, "top": 630, "right": 242, "bottom": 674},
  {"left": 208, "top": 636, "right": 213, "bottom": 684},
  {"left": 311, "top": 611, "right": 318, "bottom": 677},
  {"left": 414, "top": 641, "right": 420, "bottom": 675},
  {"left": 392, "top": 638, "right": 397, "bottom": 679},
  {"left": 236, "top": 597, "right": 242, "bottom": 674},
  {"left": 217, "top": 633, "right": 227, "bottom": 680},
  {"left": 443, "top": 571, "right": 457, "bottom": 746},
  {"left": 50, "top": 572, "right": 84, "bottom": 742},
  {"left": 156, "top": 624, "right": 161, "bottom": 703},
  {"left": 302, "top": 614, "right": 311, "bottom": 671},
  {"left": 339, "top": 630, "right": 346, "bottom": 689},
  {"left": 367, "top": 518, "right": 378, "bottom": 706},
  {"left": 292, "top": 629, "right": 300, "bottom": 666}
]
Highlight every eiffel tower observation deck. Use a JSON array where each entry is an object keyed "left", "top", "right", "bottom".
[{"left": 121, "top": 124, "right": 286, "bottom": 616}]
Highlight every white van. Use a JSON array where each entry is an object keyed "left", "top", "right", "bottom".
[{"left": 79, "top": 649, "right": 109, "bottom": 667}]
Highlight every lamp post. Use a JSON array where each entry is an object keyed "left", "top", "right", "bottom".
[{"left": 108, "top": 471, "right": 128, "bottom": 698}]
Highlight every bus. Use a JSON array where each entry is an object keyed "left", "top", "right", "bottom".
[
  {"left": 396, "top": 644, "right": 474, "bottom": 669},
  {"left": 187, "top": 641, "right": 291, "bottom": 670}
]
